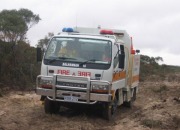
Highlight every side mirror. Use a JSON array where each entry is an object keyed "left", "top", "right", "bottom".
[
  {"left": 118, "top": 54, "right": 125, "bottom": 69},
  {"left": 37, "top": 47, "right": 42, "bottom": 62}
]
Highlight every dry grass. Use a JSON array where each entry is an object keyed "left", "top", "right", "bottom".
[
  {"left": 151, "top": 84, "right": 168, "bottom": 93},
  {"left": 172, "top": 115, "right": 180, "bottom": 129},
  {"left": 141, "top": 119, "right": 162, "bottom": 128}
]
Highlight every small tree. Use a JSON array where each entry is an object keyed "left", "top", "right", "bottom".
[
  {"left": 0, "top": 9, "right": 41, "bottom": 89},
  {"left": 155, "top": 56, "right": 163, "bottom": 63},
  {"left": 140, "top": 55, "right": 164, "bottom": 81},
  {"left": 0, "top": 8, "right": 40, "bottom": 43},
  {"left": 37, "top": 32, "right": 54, "bottom": 48}
]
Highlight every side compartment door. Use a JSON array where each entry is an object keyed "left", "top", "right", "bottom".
[{"left": 131, "top": 55, "right": 140, "bottom": 87}]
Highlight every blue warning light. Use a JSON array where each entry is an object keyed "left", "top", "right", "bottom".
[{"left": 62, "top": 27, "right": 74, "bottom": 32}]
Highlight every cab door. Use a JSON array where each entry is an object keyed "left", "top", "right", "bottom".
[{"left": 112, "top": 43, "right": 126, "bottom": 90}]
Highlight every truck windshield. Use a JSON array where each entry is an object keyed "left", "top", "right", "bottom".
[{"left": 45, "top": 37, "right": 112, "bottom": 65}]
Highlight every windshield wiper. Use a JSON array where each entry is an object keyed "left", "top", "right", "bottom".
[
  {"left": 79, "top": 59, "right": 96, "bottom": 66},
  {"left": 48, "top": 57, "right": 77, "bottom": 63}
]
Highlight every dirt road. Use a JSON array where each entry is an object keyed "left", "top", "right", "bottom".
[{"left": 0, "top": 81, "right": 179, "bottom": 130}]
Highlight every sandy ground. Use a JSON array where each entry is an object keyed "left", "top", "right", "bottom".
[{"left": 0, "top": 81, "right": 180, "bottom": 130}]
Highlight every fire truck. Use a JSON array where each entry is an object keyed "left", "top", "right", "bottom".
[{"left": 36, "top": 27, "right": 140, "bottom": 120}]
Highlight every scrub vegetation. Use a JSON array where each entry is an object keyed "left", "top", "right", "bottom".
[{"left": 0, "top": 8, "right": 41, "bottom": 90}]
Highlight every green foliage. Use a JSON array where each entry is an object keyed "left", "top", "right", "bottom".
[
  {"left": 18, "top": 8, "right": 40, "bottom": 28},
  {"left": 0, "top": 41, "right": 41, "bottom": 89},
  {"left": 37, "top": 32, "right": 54, "bottom": 48},
  {"left": 0, "top": 8, "right": 41, "bottom": 90},
  {"left": 0, "top": 8, "right": 40, "bottom": 42},
  {"left": 140, "top": 55, "right": 180, "bottom": 81},
  {"left": 140, "top": 55, "right": 160, "bottom": 81}
]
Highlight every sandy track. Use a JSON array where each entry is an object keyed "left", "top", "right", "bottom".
[{"left": 0, "top": 81, "right": 179, "bottom": 130}]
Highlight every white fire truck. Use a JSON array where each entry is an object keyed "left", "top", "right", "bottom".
[{"left": 36, "top": 27, "right": 140, "bottom": 120}]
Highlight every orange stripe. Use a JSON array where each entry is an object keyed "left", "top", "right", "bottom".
[
  {"left": 132, "top": 75, "right": 139, "bottom": 83},
  {"left": 112, "top": 71, "right": 126, "bottom": 82}
]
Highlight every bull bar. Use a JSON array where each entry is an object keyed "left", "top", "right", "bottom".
[{"left": 36, "top": 75, "right": 112, "bottom": 104}]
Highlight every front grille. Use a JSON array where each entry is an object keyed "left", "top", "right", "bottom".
[{"left": 56, "top": 81, "right": 87, "bottom": 88}]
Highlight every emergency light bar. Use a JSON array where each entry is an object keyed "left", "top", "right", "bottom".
[
  {"left": 62, "top": 27, "right": 74, "bottom": 32},
  {"left": 100, "top": 30, "right": 114, "bottom": 35}
]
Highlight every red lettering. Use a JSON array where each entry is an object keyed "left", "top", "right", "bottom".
[
  {"left": 57, "top": 70, "right": 69, "bottom": 75},
  {"left": 78, "top": 71, "right": 91, "bottom": 77},
  {"left": 78, "top": 71, "right": 81, "bottom": 76},
  {"left": 82, "top": 72, "right": 86, "bottom": 76},
  {"left": 87, "top": 72, "right": 91, "bottom": 77},
  {"left": 62, "top": 70, "right": 66, "bottom": 74}
]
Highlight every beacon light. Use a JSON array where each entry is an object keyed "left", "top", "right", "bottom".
[
  {"left": 100, "top": 30, "right": 114, "bottom": 35},
  {"left": 62, "top": 28, "right": 66, "bottom": 32},
  {"left": 62, "top": 27, "right": 74, "bottom": 32}
]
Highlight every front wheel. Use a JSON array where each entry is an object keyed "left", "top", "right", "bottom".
[
  {"left": 102, "top": 97, "right": 118, "bottom": 120},
  {"left": 44, "top": 97, "right": 60, "bottom": 114}
]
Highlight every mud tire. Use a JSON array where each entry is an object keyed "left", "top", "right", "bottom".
[
  {"left": 124, "top": 88, "right": 137, "bottom": 108},
  {"left": 102, "top": 97, "right": 118, "bottom": 120},
  {"left": 44, "top": 98, "right": 60, "bottom": 114}
]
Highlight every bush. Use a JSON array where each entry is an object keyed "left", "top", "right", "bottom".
[{"left": 0, "top": 41, "right": 40, "bottom": 90}]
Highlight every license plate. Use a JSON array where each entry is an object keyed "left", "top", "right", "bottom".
[{"left": 64, "top": 96, "right": 78, "bottom": 102}]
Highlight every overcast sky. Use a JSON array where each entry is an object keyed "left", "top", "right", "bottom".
[{"left": 1, "top": 0, "right": 180, "bottom": 65}]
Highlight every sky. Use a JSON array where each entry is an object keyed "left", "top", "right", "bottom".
[{"left": 0, "top": 0, "right": 180, "bottom": 66}]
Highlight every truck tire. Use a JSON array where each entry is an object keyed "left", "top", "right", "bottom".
[
  {"left": 123, "top": 88, "right": 136, "bottom": 108},
  {"left": 123, "top": 99, "right": 133, "bottom": 108},
  {"left": 44, "top": 97, "right": 60, "bottom": 114},
  {"left": 132, "top": 88, "right": 137, "bottom": 102},
  {"left": 102, "top": 96, "right": 118, "bottom": 120}
]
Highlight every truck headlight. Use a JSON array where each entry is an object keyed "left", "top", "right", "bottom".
[
  {"left": 91, "top": 84, "right": 109, "bottom": 90},
  {"left": 39, "top": 79, "right": 53, "bottom": 89},
  {"left": 91, "top": 81, "right": 110, "bottom": 93}
]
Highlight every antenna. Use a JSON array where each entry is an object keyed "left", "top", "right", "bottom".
[
  {"left": 75, "top": 13, "right": 77, "bottom": 29},
  {"left": 98, "top": 25, "right": 101, "bottom": 29}
]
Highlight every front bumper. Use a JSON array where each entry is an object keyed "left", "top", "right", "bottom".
[{"left": 36, "top": 75, "right": 112, "bottom": 104}]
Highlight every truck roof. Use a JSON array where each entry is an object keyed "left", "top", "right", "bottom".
[
  {"left": 55, "top": 32, "right": 116, "bottom": 42},
  {"left": 56, "top": 27, "right": 130, "bottom": 44}
]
